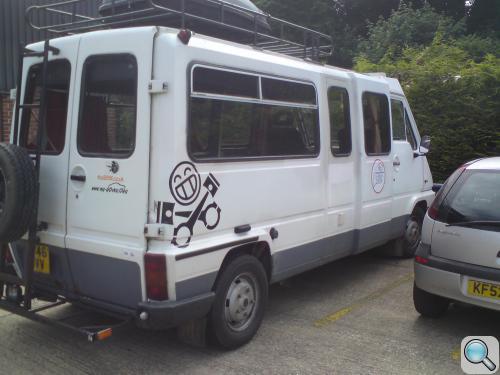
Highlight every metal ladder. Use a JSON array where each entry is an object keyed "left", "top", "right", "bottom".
[{"left": 0, "top": 40, "right": 59, "bottom": 310}]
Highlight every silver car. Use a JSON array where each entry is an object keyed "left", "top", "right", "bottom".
[{"left": 414, "top": 157, "right": 500, "bottom": 317}]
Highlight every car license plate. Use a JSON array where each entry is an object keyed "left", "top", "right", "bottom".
[
  {"left": 467, "top": 279, "right": 500, "bottom": 300},
  {"left": 34, "top": 245, "right": 50, "bottom": 274}
]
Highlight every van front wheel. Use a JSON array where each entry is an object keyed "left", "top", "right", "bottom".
[
  {"left": 391, "top": 206, "right": 425, "bottom": 258},
  {"left": 209, "top": 255, "right": 268, "bottom": 349}
]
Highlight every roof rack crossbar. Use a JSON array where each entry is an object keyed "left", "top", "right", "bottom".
[{"left": 26, "top": 0, "right": 333, "bottom": 61}]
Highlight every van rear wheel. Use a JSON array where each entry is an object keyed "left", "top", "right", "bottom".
[
  {"left": 0, "top": 144, "right": 37, "bottom": 242},
  {"left": 209, "top": 255, "right": 268, "bottom": 349}
]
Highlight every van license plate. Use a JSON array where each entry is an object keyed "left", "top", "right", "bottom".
[
  {"left": 34, "top": 245, "right": 50, "bottom": 274},
  {"left": 467, "top": 279, "right": 500, "bottom": 300}
]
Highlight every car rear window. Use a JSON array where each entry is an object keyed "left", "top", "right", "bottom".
[{"left": 440, "top": 170, "right": 500, "bottom": 223}]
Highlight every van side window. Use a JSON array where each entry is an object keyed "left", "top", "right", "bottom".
[
  {"left": 189, "top": 66, "right": 319, "bottom": 160},
  {"left": 391, "top": 99, "right": 406, "bottom": 141},
  {"left": 77, "top": 54, "right": 137, "bottom": 158},
  {"left": 405, "top": 110, "right": 418, "bottom": 150},
  {"left": 362, "top": 92, "right": 391, "bottom": 155},
  {"left": 262, "top": 77, "right": 316, "bottom": 105},
  {"left": 328, "top": 87, "right": 351, "bottom": 156},
  {"left": 20, "top": 59, "right": 71, "bottom": 154},
  {"left": 193, "top": 67, "right": 259, "bottom": 99}
]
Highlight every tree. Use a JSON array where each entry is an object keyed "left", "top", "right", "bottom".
[
  {"left": 357, "top": 3, "right": 466, "bottom": 64},
  {"left": 356, "top": 35, "right": 500, "bottom": 181}
]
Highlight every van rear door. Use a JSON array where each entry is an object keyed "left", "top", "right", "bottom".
[
  {"left": 12, "top": 37, "right": 78, "bottom": 293},
  {"left": 65, "top": 29, "right": 155, "bottom": 308}
]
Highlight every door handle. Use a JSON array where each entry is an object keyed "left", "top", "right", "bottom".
[
  {"left": 393, "top": 157, "right": 401, "bottom": 167},
  {"left": 70, "top": 175, "right": 86, "bottom": 182},
  {"left": 234, "top": 224, "right": 251, "bottom": 234}
]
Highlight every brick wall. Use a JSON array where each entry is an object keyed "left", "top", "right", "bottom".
[{"left": 1, "top": 94, "right": 13, "bottom": 142}]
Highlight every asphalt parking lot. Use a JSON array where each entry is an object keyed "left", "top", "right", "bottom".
[{"left": 1, "top": 250, "right": 498, "bottom": 375}]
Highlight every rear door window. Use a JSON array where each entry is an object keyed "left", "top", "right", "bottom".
[
  {"left": 77, "top": 54, "right": 137, "bottom": 158},
  {"left": 440, "top": 171, "right": 500, "bottom": 223},
  {"left": 20, "top": 59, "right": 71, "bottom": 154}
]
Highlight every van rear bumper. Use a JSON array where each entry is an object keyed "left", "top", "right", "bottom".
[{"left": 135, "top": 292, "right": 215, "bottom": 329}]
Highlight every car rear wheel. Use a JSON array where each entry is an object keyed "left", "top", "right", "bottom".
[
  {"left": 413, "top": 283, "right": 449, "bottom": 318},
  {"left": 209, "top": 255, "right": 268, "bottom": 349}
]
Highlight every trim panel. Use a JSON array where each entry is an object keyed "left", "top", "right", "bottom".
[{"left": 175, "top": 236, "right": 259, "bottom": 261}]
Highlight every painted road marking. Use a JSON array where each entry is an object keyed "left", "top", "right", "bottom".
[
  {"left": 451, "top": 347, "right": 461, "bottom": 361},
  {"left": 314, "top": 273, "right": 414, "bottom": 328}
]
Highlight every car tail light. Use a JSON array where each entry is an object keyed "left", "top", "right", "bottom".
[
  {"left": 145, "top": 253, "right": 168, "bottom": 301},
  {"left": 3, "top": 245, "right": 13, "bottom": 264},
  {"left": 415, "top": 256, "right": 429, "bottom": 265},
  {"left": 427, "top": 198, "right": 440, "bottom": 220}
]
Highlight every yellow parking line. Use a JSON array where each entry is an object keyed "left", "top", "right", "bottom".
[{"left": 314, "top": 273, "right": 414, "bottom": 328}]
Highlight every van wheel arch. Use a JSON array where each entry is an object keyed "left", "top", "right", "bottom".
[
  {"left": 212, "top": 241, "right": 272, "bottom": 291},
  {"left": 414, "top": 200, "right": 428, "bottom": 216},
  {"left": 385, "top": 201, "right": 427, "bottom": 258}
]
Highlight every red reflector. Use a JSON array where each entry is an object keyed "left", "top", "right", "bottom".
[
  {"left": 145, "top": 253, "right": 168, "bottom": 301},
  {"left": 415, "top": 256, "right": 429, "bottom": 265},
  {"left": 3, "top": 245, "right": 13, "bottom": 264},
  {"left": 177, "top": 29, "right": 192, "bottom": 45}
]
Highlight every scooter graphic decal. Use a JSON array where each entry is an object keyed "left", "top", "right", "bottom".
[{"left": 158, "top": 162, "right": 222, "bottom": 248}]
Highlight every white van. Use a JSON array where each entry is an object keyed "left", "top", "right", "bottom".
[{"left": 0, "top": 0, "right": 434, "bottom": 348}]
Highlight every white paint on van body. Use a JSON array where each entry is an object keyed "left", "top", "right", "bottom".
[{"left": 16, "top": 26, "right": 434, "bottom": 303}]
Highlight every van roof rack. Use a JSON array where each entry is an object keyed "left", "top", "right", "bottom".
[{"left": 26, "top": 0, "right": 333, "bottom": 61}]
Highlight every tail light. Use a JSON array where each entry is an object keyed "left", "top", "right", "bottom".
[
  {"left": 177, "top": 29, "right": 192, "bottom": 45},
  {"left": 145, "top": 253, "right": 168, "bottom": 301},
  {"left": 415, "top": 255, "right": 429, "bottom": 265},
  {"left": 427, "top": 197, "right": 440, "bottom": 220},
  {"left": 3, "top": 245, "right": 13, "bottom": 264}
]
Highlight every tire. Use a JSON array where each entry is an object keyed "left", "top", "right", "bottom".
[
  {"left": 209, "top": 255, "right": 268, "bottom": 349},
  {"left": 413, "top": 283, "right": 449, "bottom": 318},
  {"left": 392, "top": 206, "right": 426, "bottom": 258},
  {"left": 0, "top": 143, "right": 37, "bottom": 242}
]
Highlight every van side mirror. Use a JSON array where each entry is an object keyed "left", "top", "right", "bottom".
[{"left": 415, "top": 135, "right": 431, "bottom": 157}]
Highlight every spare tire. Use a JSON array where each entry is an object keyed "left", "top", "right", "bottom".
[{"left": 0, "top": 143, "right": 37, "bottom": 242}]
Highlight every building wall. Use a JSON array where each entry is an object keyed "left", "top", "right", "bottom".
[{"left": 0, "top": 0, "right": 98, "bottom": 92}]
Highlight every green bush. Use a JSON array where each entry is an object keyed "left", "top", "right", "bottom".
[{"left": 356, "top": 36, "right": 500, "bottom": 181}]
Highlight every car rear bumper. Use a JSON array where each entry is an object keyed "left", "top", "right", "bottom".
[{"left": 414, "top": 244, "right": 500, "bottom": 312}]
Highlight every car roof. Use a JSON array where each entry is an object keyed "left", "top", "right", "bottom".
[{"left": 467, "top": 157, "right": 500, "bottom": 170}]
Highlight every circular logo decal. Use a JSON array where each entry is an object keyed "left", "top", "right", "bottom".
[
  {"left": 169, "top": 162, "right": 201, "bottom": 206},
  {"left": 371, "top": 159, "right": 386, "bottom": 193}
]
